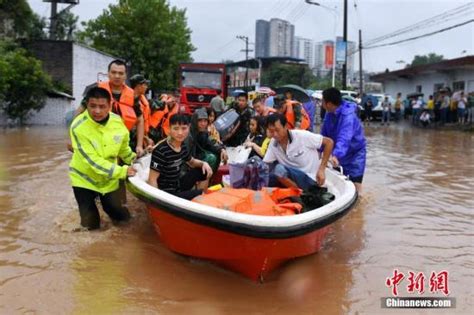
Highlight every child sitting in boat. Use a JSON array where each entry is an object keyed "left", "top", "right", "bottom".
[
  {"left": 244, "top": 116, "right": 266, "bottom": 158},
  {"left": 206, "top": 107, "right": 222, "bottom": 144},
  {"left": 148, "top": 114, "right": 213, "bottom": 200}
]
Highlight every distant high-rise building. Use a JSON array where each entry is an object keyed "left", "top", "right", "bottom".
[
  {"left": 267, "top": 18, "right": 295, "bottom": 57},
  {"left": 314, "top": 40, "right": 334, "bottom": 76},
  {"left": 295, "top": 37, "right": 314, "bottom": 68},
  {"left": 313, "top": 37, "right": 356, "bottom": 77},
  {"left": 255, "top": 18, "right": 295, "bottom": 58},
  {"left": 255, "top": 20, "right": 269, "bottom": 58}
]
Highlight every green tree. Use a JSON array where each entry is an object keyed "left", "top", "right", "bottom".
[
  {"left": 308, "top": 70, "right": 345, "bottom": 90},
  {"left": 0, "top": 42, "right": 53, "bottom": 124},
  {"left": 261, "top": 63, "right": 316, "bottom": 88},
  {"left": 407, "top": 53, "right": 444, "bottom": 67},
  {"left": 0, "top": 0, "right": 47, "bottom": 39},
  {"left": 77, "top": 0, "right": 194, "bottom": 90},
  {"left": 55, "top": 11, "right": 79, "bottom": 41}
]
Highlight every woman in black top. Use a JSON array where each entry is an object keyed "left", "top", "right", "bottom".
[{"left": 186, "top": 109, "right": 228, "bottom": 174}]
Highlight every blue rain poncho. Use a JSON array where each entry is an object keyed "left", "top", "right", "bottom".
[{"left": 321, "top": 100, "right": 367, "bottom": 179}]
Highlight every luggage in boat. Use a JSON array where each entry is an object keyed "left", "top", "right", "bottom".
[
  {"left": 193, "top": 187, "right": 302, "bottom": 216},
  {"left": 214, "top": 109, "right": 239, "bottom": 139},
  {"left": 229, "top": 156, "right": 269, "bottom": 190}
]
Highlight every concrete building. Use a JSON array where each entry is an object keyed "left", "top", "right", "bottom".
[
  {"left": 25, "top": 40, "right": 118, "bottom": 107},
  {"left": 255, "top": 18, "right": 295, "bottom": 58},
  {"left": 313, "top": 38, "right": 356, "bottom": 79},
  {"left": 370, "top": 56, "right": 474, "bottom": 98},
  {"left": 255, "top": 20, "right": 270, "bottom": 58},
  {"left": 2, "top": 40, "right": 119, "bottom": 126},
  {"left": 295, "top": 37, "right": 315, "bottom": 68},
  {"left": 314, "top": 40, "right": 334, "bottom": 76},
  {"left": 268, "top": 18, "right": 295, "bottom": 57}
]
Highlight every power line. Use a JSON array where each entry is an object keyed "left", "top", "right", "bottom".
[
  {"left": 364, "top": 19, "right": 474, "bottom": 50},
  {"left": 267, "top": 0, "right": 291, "bottom": 19},
  {"left": 286, "top": 1, "right": 306, "bottom": 21},
  {"left": 364, "top": 3, "right": 474, "bottom": 46},
  {"left": 291, "top": 3, "right": 310, "bottom": 23},
  {"left": 365, "top": 3, "right": 472, "bottom": 45}
]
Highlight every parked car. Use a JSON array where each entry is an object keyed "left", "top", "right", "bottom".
[
  {"left": 340, "top": 90, "right": 358, "bottom": 99},
  {"left": 360, "top": 93, "right": 396, "bottom": 120}
]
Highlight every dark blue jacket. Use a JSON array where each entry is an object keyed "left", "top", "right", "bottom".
[{"left": 321, "top": 100, "right": 366, "bottom": 178}]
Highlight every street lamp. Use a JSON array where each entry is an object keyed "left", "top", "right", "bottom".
[{"left": 305, "top": 0, "right": 338, "bottom": 88}]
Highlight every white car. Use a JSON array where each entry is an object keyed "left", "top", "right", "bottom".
[
  {"left": 340, "top": 90, "right": 358, "bottom": 99},
  {"left": 371, "top": 93, "right": 396, "bottom": 118}
]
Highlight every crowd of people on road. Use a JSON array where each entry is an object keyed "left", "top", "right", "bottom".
[
  {"left": 68, "top": 59, "right": 367, "bottom": 230},
  {"left": 360, "top": 88, "right": 474, "bottom": 128}
]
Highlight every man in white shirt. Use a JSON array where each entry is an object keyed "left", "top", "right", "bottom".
[
  {"left": 263, "top": 113, "right": 334, "bottom": 190},
  {"left": 381, "top": 96, "right": 392, "bottom": 126},
  {"left": 412, "top": 96, "right": 423, "bottom": 125}
]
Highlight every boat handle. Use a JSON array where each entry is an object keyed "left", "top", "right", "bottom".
[{"left": 328, "top": 161, "right": 344, "bottom": 176}]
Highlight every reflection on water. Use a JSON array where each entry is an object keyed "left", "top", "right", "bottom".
[{"left": 0, "top": 125, "right": 472, "bottom": 314}]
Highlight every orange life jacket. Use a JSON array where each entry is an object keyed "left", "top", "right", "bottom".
[
  {"left": 139, "top": 95, "right": 151, "bottom": 134},
  {"left": 149, "top": 107, "right": 167, "bottom": 129},
  {"left": 98, "top": 81, "right": 137, "bottom": 131},
  {"left": 161, "top": 104, "right": 179, "bottom": 137},
  {"left": 285, "top": 101, "right": 310, "bottom": 130},
  {"left": 193, "top": 188, "right": 302, "bottom": 216}
]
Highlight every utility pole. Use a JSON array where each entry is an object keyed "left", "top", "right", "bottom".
[
  {"left": 358, "top": 29, "right": 363, "bottom": 97},
  {"left": 236, "top": 35, "right": 253, "bottom": 89},
  {"left": 49, "top": 1, "right": 58, "bottom": 40},
  {"left": 342, "top": 0, "right": 348, "bottom": 89}
]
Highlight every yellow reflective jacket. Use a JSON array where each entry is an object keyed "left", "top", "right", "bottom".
[{"left": 69, "top": 111, "right": 136, "bottom": 194}]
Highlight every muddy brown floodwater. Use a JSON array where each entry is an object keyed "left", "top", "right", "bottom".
[{"left": 0, "top": 124, "right": 472, "bottom": 314}]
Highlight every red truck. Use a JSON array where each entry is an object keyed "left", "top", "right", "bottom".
[{"left": 178, "top": 63, "right": 228, "bottom": 114}]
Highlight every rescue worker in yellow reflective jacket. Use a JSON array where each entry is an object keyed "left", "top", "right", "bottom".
[{"left": 69, "top": 86, "right": 137, "bottom": 230}]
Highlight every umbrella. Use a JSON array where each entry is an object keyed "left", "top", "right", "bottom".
[
  {"left": 311, "top": 91, "right": 323, "bottom": 100},
  {"left": 274, "top": 84, "right": 311, "bottom": 103},
  {"left": 361, "top": 94, "right": 379, "bottom": 107},
  {"left": 256, "top": 86, "right": 276, "bottom": 95},
  {"left": 231, "top": 89, "right": 245, "bottom": 97},
  {"left": 265, "top": 95, "right": 274, "bottom": 108}
]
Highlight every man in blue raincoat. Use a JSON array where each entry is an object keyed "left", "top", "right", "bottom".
[{"left": 321, "top": 88, "right": 366, "bottom": 193}]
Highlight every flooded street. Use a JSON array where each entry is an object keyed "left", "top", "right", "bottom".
[{"left": 0, "top": 124, "right": 472, "bottom": 314}]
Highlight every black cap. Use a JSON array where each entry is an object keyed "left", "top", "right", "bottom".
[{"left": 130, "top": 74, "right": 150, "bottom": 88}]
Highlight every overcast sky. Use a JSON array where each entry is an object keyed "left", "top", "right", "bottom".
[{"left": 28, "top": 0, "right": 473, "bottom": 73}]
